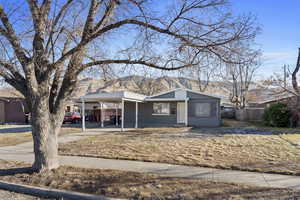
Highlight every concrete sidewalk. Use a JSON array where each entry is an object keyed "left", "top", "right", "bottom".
[{"left": 0, "top": 130, "right": 300, "bottom": 190}]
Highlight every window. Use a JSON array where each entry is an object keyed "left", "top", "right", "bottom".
[
  {"left": 195, "top": 103, "right": 211, "bottom": 117},
  {"left": 66, "top": 106, "right": 71, "bottom": 112},
  {"left": 170, "top": 103, "right": 177, "bottom": 115},
  {"left": 153, "top": 103, "right": 170, "bottom": 115}
]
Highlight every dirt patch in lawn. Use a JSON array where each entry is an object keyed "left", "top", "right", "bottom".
[
  {"left": 59, "top": 128, "right": 300, "bottom": 175},
  {"left": 0, "top": 159, "right": 299, "bottom": 200},
  {"left": 0, "top": 128, "right": 80, "bottom": 147}
]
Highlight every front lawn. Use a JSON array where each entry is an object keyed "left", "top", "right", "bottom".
[
  {"left": 0, "top": 159, "right": 299, "bottom": 200},
  {"left": 59, "top": 127, "right": 300, "bottom": 175},
  {"left": 0, "top": 128, "right": 80, "bottom": 147}
]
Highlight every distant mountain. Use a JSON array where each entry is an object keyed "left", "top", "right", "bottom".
[
  {"left": 0, "top": 75, "right": 277, "bottom": 103},
  {"left": 72, "top": 75, "right": 233, "bottom": 98}
]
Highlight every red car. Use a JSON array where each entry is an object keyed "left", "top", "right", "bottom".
[{"left": 63, "top": 112, "right": 81, "bottom": 124}]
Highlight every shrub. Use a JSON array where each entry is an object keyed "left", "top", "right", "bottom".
[{"left": 263, "top": 102, "right": 291, "bottom": 127}]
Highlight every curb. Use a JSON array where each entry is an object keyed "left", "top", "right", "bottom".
[{"left": 0, "top": 180, "right": 124, "bottom": 200}]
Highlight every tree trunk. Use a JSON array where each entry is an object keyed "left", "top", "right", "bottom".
[{"left": 30, "top": 97, "right": 63, "bottom": 171}]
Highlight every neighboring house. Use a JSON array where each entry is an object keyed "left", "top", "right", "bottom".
[
  {"left": 0, "top": 97, "right": 27, "bottom": 124},
  {"left": 77, "top": 88, "right": 221, "bottom": 129},
  {"left": 248, "top": 93, "right": 296, "bottom": 108},
  {"left": 235, "top": 93, "right": 296, "bottom": 122}
]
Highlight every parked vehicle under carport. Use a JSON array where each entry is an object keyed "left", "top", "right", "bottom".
[{"left": 63, "top": 112, "right": 81, "bottom": 124}]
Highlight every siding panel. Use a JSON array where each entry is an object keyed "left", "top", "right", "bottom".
[
  {"left": 188, "top": 99, "right": 220, "bottom": 127},
  {"left": 124, "top": 101, "right": 136, "bottom": 128},
  {"left": 150, "top": 92, "right": 175, "bottom": 99},
  {"left": 139, "top": 102, "right": 177, "bottom": 127}
]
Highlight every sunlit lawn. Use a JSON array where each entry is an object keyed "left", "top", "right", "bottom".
[
  {"left": 0, "top": 128, "right": 80, "bottom": 146},
  {"left": 59, "top": 127, "right": 300, "bottom": 175}
]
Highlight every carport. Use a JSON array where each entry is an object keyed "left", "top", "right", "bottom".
[{"left": 77, "top": 91, "right": 145, "bottom": 131}]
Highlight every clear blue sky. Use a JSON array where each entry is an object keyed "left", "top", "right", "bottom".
[
  {"left": 1, "top": 0, "right": 298, "bottom": 80},
  {"left": 231, "top": 0, "right": 300, "bottom": 78}
]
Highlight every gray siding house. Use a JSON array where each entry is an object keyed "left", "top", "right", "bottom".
[{"left": 78, "top": 88, "right": 221, "bottom": 130}]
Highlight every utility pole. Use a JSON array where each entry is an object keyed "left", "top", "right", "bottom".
[{"left": 284, "top": 64, "right": 287, "bottom": 88}]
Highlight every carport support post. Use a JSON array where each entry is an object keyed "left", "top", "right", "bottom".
[
  {"left": 135, "top": 101, "right": 138, "bottom": 128},
  {"left": 100, "top": 102, "right": 104, "bottom": 128},
  {"left": 81, "top": 98, "right": 85, "bottom": 132},
  {"left": 185, "top": 99, "right": 188, "bottom": 126},
  {"left": 115, "top": 104, "right": 118, "bottom": 126},
  {"left": 121, "top": 99, "right": 124, "bottom": 131}
]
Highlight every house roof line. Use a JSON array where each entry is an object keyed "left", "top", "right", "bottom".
[
  {"left": 146, "top": 88, "right": 221, "bottom": 99},
  {"left": 77, "top": 88, "right": 221, "bottom": 103}
]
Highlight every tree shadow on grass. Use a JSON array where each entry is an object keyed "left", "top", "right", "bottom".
[
  {"left": 0, "top": 167, "right": 34, "bottom": 176},
  {"left": 187, "top": 127, "right": 277, "bottom": 137},
  {"left": 0, "top": 127, "right": 32, "bottom": 134}
]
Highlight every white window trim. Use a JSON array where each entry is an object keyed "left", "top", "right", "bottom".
[{"left": 152, "top": 102, "right": 170, "bottom": 115}]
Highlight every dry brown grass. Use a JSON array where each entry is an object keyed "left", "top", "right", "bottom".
[
  {"left": 0, "top": 132, "right": 33, "bottom": 147},
  {"left": 222, "top": 120, "right": 251, "bottom": 127},
  {"left": 0, "top": 128, "right": 80, "bottom": 147},
  {"left": 280, "top": 134, "right": 300, "bottom": 144},
  {"left": 59, "top": 128, "right": 300, "bottom": 175},
  {"left": 0, "top": 159, "right": 299, "bottom": 200}
]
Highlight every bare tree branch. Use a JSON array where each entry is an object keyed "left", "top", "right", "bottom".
[
  {"left": 292, "top": 48, "right": 300, "bottom": 95},
  {"left": 0, "top": 7, "right": 29, "bottom": 67}
]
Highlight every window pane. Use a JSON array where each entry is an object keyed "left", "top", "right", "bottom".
[
  {"left": 195, "top": 103, "right": 211, "bottom": 117},
  {"left": 153, "top": 103, "right": 170, "bottom": 114}
]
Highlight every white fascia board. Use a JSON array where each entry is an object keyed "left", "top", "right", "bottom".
[
  {"left": 145, "top": 98, "right": 189, "bottom": 102},
  {"left": 123, "top": 91, "right": 146, "bottom": 101},
  {"left": 77, "top": 91, "right": 146, "bottom": 102},
  {"left": 122, "top": 98, "right": 144, "bottom": 102}
]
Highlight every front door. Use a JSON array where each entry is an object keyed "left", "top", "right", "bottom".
[{"left": 177, "top": 102, "right": 185, "bottom": 123}]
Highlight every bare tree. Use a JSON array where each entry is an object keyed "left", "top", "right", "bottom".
[
  {"left": 289, "top": 48, "right": 300, "bottom": 126},
  {"left": 180, "top": 53, "right": 219, "bottom": 92},
  {"left": 221, "top": 43, "right": 260, "bottom": 108},
  {"left": 132, "top": 69, "right": 164, "bottom": 96},
  {"left": 0, "top": 0, "right": 259, "bottom": 171}
]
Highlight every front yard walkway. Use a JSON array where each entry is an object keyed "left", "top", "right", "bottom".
[{"left": 0, "top": 129, "right": 300, "bottom": 190}]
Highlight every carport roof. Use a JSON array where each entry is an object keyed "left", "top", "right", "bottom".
[{"left": 77, "top": 91, "right": 146, "bottom": 102}]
